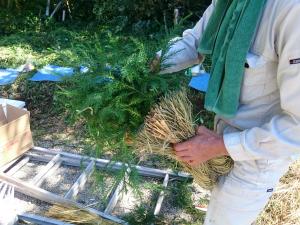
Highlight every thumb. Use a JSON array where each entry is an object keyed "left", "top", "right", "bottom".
[{"left": 196, "top": 126, "right": 216, "bottom": 136}]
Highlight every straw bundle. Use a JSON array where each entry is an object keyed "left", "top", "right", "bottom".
[
  {"left": 256, "top": 160, "right": 300, "bottom": 225},
  {"left": 136, "top": 88, "right": 233, "bottom": 190},
  {"left": 46, "top": 204, "right": 118, "bottom": 225}
]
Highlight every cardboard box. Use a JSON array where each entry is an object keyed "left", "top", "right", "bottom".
[
  {"left": 0, "top": 104, "right": 33, "bottom": 167},
  {"left": 0, "top": 98, "right": 26, "bottom": 114}
]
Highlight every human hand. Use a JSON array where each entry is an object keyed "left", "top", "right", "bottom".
[{"left": 173, "top": 126, "right": 228, "bottom": 167}]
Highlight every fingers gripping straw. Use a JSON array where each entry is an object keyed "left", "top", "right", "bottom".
[{"left": 136, "top": 88, "right": 233, "bottom": 190}]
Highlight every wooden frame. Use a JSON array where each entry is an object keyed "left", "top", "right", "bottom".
[{"left": 0, "top": 147, "right": 193, "bottom": 224}]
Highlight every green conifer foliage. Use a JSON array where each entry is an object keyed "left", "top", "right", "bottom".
[{"left": 57, "top": 40, "right": 186, "bottom": 161}]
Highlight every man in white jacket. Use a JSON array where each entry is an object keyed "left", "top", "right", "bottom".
[{"left": 158, "top": 0, "right": 300, "bottom": 224}]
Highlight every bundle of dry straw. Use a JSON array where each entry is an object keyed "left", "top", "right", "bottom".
[
  {"left": 136, "top": 88, "right": 233, "bottom": 190},
  {"left": 46, "top": 204, "right": 118, "bottom": 225}
]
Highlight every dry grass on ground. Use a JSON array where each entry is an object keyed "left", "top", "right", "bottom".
[{"left": 256, "top": 160, "right": 300, "bottom": 225}]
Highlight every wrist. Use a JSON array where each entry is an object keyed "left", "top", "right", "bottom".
[{"left": 216, "top": 136, "right": 229, "bottom": 156}]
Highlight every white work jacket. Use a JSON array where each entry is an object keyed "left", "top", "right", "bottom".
[{"left": 163, "top": 0, "right": 300, "bottom": 161}]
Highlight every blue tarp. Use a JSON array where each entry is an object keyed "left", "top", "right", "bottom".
[
  {"left": 30, "top": 65, "right": 74, "bottom": 82},
  {"left": 188, "top": 72, "right": 210, "bottom": 93},
  {"left": 0, "top": 69, "right": 20, "bottom": 85}
]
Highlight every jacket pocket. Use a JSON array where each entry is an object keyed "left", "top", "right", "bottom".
[
  {"left": 240, "top": 53, "right": 277, "bottom": 104},
  {"left": 215, "top": 176, "right": 273, "bottom": 211}
]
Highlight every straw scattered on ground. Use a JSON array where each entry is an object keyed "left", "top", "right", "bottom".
[
  {"left": 256, "top": 160, "right": 300, "bottom": 225},
  {"left": 46, "top": 204, "right": 118, "bottom": 225}
]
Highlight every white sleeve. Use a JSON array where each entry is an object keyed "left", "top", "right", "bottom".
[
  {"left": 160, "top": 0, "right": 216, "bottom": 74},
  {"left": 223, "top": 4, "right": 300, "bottom": 161}
]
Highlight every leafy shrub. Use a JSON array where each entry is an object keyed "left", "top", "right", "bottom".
[
  {"left": 123, "top": 205, "right": 158, "bottom": 225},
  {"left": 55, "top": 39, "right": 187, "bottom": 160},
  {"left": 92, "top": 0, "right": 211, "bottom": 33},
  {"left": 168, "top": 181, "right": 206, "bottom": 224},
  {"left": 0, "top": 0, "right": 211, "bottom": 34}
]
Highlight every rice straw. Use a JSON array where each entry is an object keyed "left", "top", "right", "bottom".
[
  {"left": 46, "top": 204, "right": 118, "bottom": 225},
  {"left": 136, "top": 88, "right": 234, "bottom": 190},
  {"left": 256, "top": 160, "right": 300, "bottom": 225}
]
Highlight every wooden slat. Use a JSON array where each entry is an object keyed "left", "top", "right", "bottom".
[
  {"left": 31, "top": 147, "right": 192, "bottom": 181},
  {"left": 153, "top": 173, "right": 169, "bottom": 216},
  {"left": 0, "top": 155, "right": 23, "bottom": 172},
  {"left": 45, "top": 0, "right": 51, "bottom": 16},
  {"left": 64, "top": 160, "right": 95, "bottom": 200},
  {"left": 28, "top": 152, "right": 179, "bottom": 180},
  {"left": 104, "top": 180, "right": 124, "bottom": 214},
  {"left": 0, "top": 173, "right": 127, "bottom": 225},
  {"left": 50, "top": 0, "right": 63, "bottom": 18},
  {"left": 18, "top": 213, "right": 72, "bottom": 225},
  {"left": 104, "top": 168, "right": 130, "bottom": 214},
  {"left": 31, "top": 154, "right": 62, "bottom": 186},
  {"left": 6, "top": 156, "right": 30, "bottom": 176},
  {"left": 36, "top": 160, "right": 62, "bottom": 187}
]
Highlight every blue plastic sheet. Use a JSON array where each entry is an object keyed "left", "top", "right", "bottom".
[
  {"left": 79, "top": 66, "right": 89, "bottom": 73},
  {"left": 0, "top": 69, "right": 20, "bottom": 85},
  {"left": 188, "top": 72, "right": 210, "bottom": 93},
  {"left": 30, "top": 65, "right": 74, "bottom": 82}
]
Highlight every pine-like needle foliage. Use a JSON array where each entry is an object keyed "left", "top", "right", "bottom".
[{"left": 57, "top": 39, "right": 185, "bottom": 162}]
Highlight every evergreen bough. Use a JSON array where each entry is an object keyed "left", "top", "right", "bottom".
[{"left": 57, "top": 40, "right": 185, "bottom": 163}]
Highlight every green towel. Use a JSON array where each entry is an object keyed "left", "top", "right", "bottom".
[{"left": 198, "top": 0, "right": 267, "bottom": 118}]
